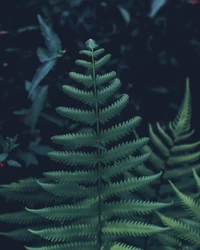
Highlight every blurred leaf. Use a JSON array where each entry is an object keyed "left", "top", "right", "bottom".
[
  {"left": 30, "top": 145, "right": 53, "bottom": 156},
  {"left": 17, "top": 25, "right": 39, "bottom": 33},
  {"left": 149, "top": 0, "right": 167, "bottom": 18},
  {"left": 0, "top": 153, "right": 8, "bottom": 161},
  {"left": 6, "top": 159, "right": 21, "bottom": 167},
  {"left": 37, "top": 14, "right": 61, "bottom": 53},
  {"left": 16, "top": 152, "right": 38, "bottom": 167},
  {"left": 13, "top": 109, "right": 30, "bottom": 115},
  {"left": 27, "top": 86, "right": 48, "bottom": 132},
  {"left": 118, "top": 6, "right": 131, "bottom": 24},
  {"left": 6, "top": 135, "right": 19, "bottom": 151},
  {"left": 37, "top": 47, "right": 50, "bottom": 63},
  {"left": 28, "top": 59, "right": 56, "bottom": 99}
]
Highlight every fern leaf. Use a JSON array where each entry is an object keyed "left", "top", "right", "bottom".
[
  {"left": 96, "top": 71, "right": 116, "bottom": 86},
  {"left": 75, "top": 59, "right": 93, "bottom": 69},
  {"left": 56, "top": 107, "right": 96, "bottom": 125},
  {"left": 99, "top": 94, "right": 129, "bottom": 124},
  {"left": 97, "top": 79, "right": 120, "bottom": 104},
  {"left": 157, "top": 212, "right": 200, "bottom": 247},
  {"left": 69, "top": 72, "right": 93, "bottom": 87},
  {"left": 193, "top": 168, "right": 200, "bottom": 190},
  {"left": 167, "top": 151, "right": 200, "bottom": 166},
  {"left": 48, "top": 151, "right": 97, "bottom": 166},
  {"left": 169, "top": 78, "right": 192, "bottom": 137},
  {"left": 102, "top": 220, "right": 169, "bottom": 237},
  {"left": 171, "top": 141, "right": 200, "bottom": 153},
  {"left": 103, "top": 200, "right": 171, "bottom": 216},
  {"left": 156, "top": 122, "right": 173, "bottom": 146},
  {"left": 44, "top": 170, "right": 97, "bottom": 184},
  {"left": 51, "top": 131, "right": 97, "bottom": 149},
  {"left": 26, "top": 203, "right": 97, "bottom": 222},
  {"left": 148, "top": 124, "right": 169, "bottom": 157},
  {"left": 102, "top": 153, "right": 150, "bottom": 181},
  {"left": 169, "top": 181, "right": 200, "bottom": 221},
  {"left": 95, "top": 54, "right": 111, "bottom": 69},
  {"left": 0, "top": 210, "right": 41, "bottom": 224},
  {"left": 28, "top": 224, "right": 97, "bottom": 242},
  {"left": 100, "top": 117, "right": 142, "bottom": 145},
  {"left": 102, "top": 172, "right": 162, "bottom": 199},
  {"left": 62, "top": 85, "right": 94, "bottom": 106},
  {"left": 0, "top": 228, "right": 40, "bottom": 241},
  {"left": 36, "top": 181, "right": 97, "bottom": 198},
  {"left": 101, "top": 138, "right": 149, "bottom": 164}
]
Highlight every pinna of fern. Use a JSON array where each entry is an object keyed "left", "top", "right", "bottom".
[
  {"left": 138, "top": 79, "right": 200, "bottom": 209},
  {"left": 0, "top": 39, "right": 170, "bottom": 250},
  {"left": 157, "top": 168, "right": 200, "bottom": 249}
]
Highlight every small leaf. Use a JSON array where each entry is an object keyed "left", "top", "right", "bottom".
[
  {"left": 118, "top": 6, "right": 131, "bottom": 24},
  {"left": 6, "top": 160, "right": 21, "bottom": 167},
  {"left": 0, "top": 153, "right": 8, "bottom": 161}
]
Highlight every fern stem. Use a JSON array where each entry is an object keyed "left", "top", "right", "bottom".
[{"left": 91, "top": 49, "right": 102, "bottom": 249}]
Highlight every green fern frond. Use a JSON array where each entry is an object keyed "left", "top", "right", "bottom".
[
  {"left": 69, "top": 72, "right": 93, "bottom": 87},
  {"left": 0, "top": 210, "right": 41, "bottom": 224},
  {"left": 48, "top": 151, "right": 97, "bottom": 166},
  {"left": 26, "top": 203, "right": 97, "bottom": 222},
  {"left": 62, "top": 85, "right": 94, "bottom": 106},
  {"left": 99, "top": 94, "right": 129, "bottom": 124},
  {"left": 103, "top": 200, "right": 172, "bottom": 216},
  {"left": 51, "top": 131, "right": 97, "bottom": 149},
  {"left": 96, "top": 72, "right": 116, "bottom": 86},
  {"left": 102, "top": 220, "right": 169, "bottom": 237},
  {"left": 101, "top": 138, "right": 149, "bottom": 164},
  {"left": 36, "top": 181, "right": 97, "bottom": 198},
  {"left": 56, "top": 107, "right": 96, "bottom": 125},
  {"left": 102, "top": 172, "right": 162, "bottom": 199},
  {"left": 0, "top": 38, "right": 169, "bottom": 250},
  {"left": 28, "top": 223, "right": 97, "bottom": 242},
  {"left": 43, "top": 170, "right": 97, "bottom": 184},
  {"left": 0, "top": 228, "right": 40, "bottom": 241},
  {"left": 97, "top": 78, "right": 120, "bottom": 103},
  {"left": 157, "top": 212, "right": 200, "bottom": 247},
  {"left": 100, "top": 117, "right": 142, "bottom": 145},
  {"left": 102, "top": 153, "right": 150, "bottom": 181}
]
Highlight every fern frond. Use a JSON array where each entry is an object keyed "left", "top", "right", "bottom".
[
  {"left": 56, "top": 107, "right": 96, "bottom": 125},
  {"left": 69, "top": 72, "right": 93, "bottom": 88},
  {"left": 75, "top": 59, "right": 93, "bottom": 69},
  {"left": 101, "top": 138, "right": 149, "bottom": 164},
  {"left": 51, "top": 131, "right": 97, "bottom": 149},
  {"left": 44, "top": 170, "right": 97, "bottom": 184},
  {"left": 102, "top": 172, "right": 162, "bottom": 199},
  {"left": 28, "top": 224, "right": 97, "bottom": 242},
  {"left": 62, "top": 85, "right": 94, "bottom": 106},
  {"left": 100, "top": 117, "right": 142, "bottom": 145},
  {"left": 48, "top": 151, "right": 97, "bottom": 166},
  {"left": 103, "top": 200, "right": 172, "bottom": 216},
  {"left": 169, "top": 181, "right": 200, "bottom": 221},
  {"left": 0, "top": 210, "right": 41, "bottom": 224},
  {"left": 95, "top": 54, "right": 111, "bottom": 69},
  {"left": 99, "top": 94, "right": 129, "bottom": 124},
  {"left": 157, "top": 212, "right": 200, "bottom": 247},
  {"left": 102, "top": 153, "right": 150, "bottom": 181},
  {"left": 96, "top": 71, "right": 116, "bottom": 86},
  {"left": 26, "top": 203, "right": 97, "bottom": 222},
  {"left": 36, "top": 181, "right": 96, "bottom": 198},
  {"left": 102, "top": 220, "right": 169, "bottom": 237}
]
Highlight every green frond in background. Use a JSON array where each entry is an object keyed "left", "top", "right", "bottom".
[
  {"left": 0, "top": 38, "right": 170, "bottom": 249},
  {"left": 157, "top": 169, "right": 200, "bottom": 249}
]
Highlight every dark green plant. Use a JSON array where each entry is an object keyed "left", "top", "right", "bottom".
[
  {"left": 0, "top": 39, "right": 170, "bottom": 250},
  {"left": 157, "top": 168, "right": 200, "bottom": 249}
]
